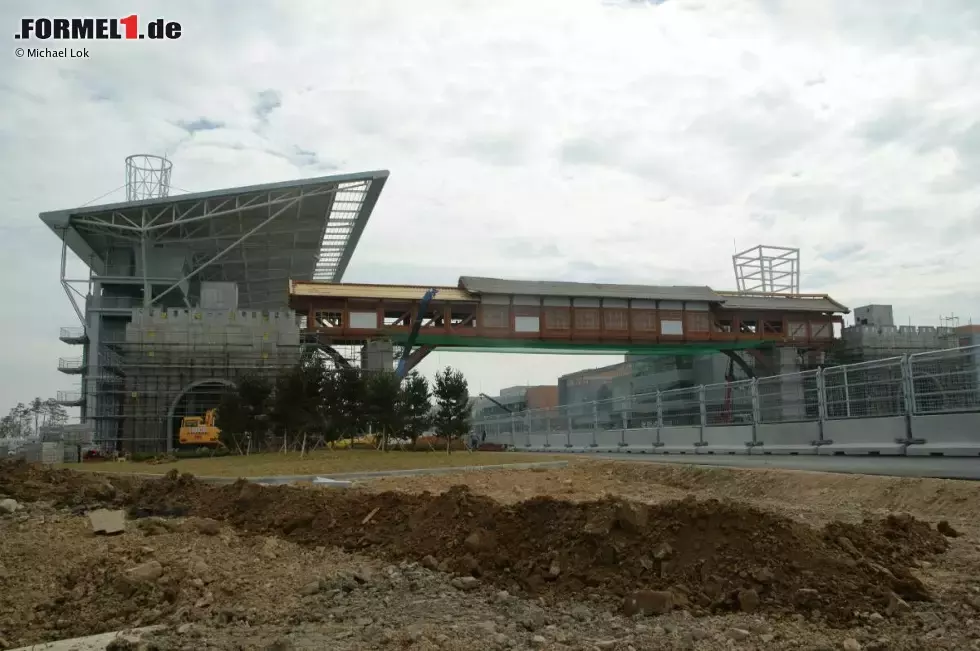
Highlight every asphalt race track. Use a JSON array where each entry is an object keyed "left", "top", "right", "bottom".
[{"left": 595, "top": 453, "right": 980, "bottom": 480}]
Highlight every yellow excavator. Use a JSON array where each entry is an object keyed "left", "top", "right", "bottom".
[{"left": 178, "top": 409, "right": 223, "bottom": 448}]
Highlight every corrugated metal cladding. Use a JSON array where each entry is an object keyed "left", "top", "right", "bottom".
[
  {"left": 290, "top": 281, "right": 473, "bottom": 302},
  {"left": 718, "top": 294, "right": 848, "bottom": 313},
  {"left": 458, "top": 276, "right": 724, "bottom": 302}
]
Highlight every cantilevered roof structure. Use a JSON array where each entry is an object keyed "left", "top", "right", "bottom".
[{"left": 40, "top": 170, "right": 389, "bottom": 310}]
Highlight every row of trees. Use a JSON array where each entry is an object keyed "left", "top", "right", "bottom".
[
  {"left": 214, "top": 356, "right": 471, "bottom": 453},
  {"left": 0, "top": 398, "right": 70, "bottom": 439}
]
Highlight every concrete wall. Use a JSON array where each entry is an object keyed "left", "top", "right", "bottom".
[
  {"left": 126, "top": 307, "right": 300, "bottom": 347},
  {"left": 96, "top": 306, "right": 303, "bottom": 454},
  {"left": 485, "top": 412, "right": 980, "bottom": 457},
  {"left": 361, "top": 340, "right": 393, "bottom": 371},
  {"left": 200, "top": 282, "right": 239, "bottom": 310},
  {"left": 842, "top": 325, "right": 956, "bottom": 357}
]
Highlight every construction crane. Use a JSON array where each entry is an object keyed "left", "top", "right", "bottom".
[
  {"left": 479, "top": 392, "right": 513, "bottom": 413},
  {"left": 395, "top": 288, "right": 438, "bottom": 379}
]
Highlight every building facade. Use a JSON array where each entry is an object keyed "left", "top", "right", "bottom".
[
  {"left": 48, "top": 169, "right": 390, "bottom": 453},
  {"left": 835, "top": 304, "right": 957, "bottom": 364},
  {"left": 473, "top": 385, "right": 558, "bottom": 420}
]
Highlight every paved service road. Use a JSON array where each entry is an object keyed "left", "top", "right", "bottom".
[{"left": 594, "top": 453, "right": 980, "bottom": 480}]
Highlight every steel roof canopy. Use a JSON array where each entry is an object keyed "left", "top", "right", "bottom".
[{"left": 40, "top": 170, "right": 389, "bottom": 310}]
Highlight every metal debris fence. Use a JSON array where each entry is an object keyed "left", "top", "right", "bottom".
[{"left": 472, "top": 344, "right": 980, "bottom": 455}]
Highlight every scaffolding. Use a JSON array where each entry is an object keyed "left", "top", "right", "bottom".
[
  {"left": 732, "top": 245, "right": 800, "bottom": 294},
  {"left": 833, "top": 326, "right": 958, "bottom": 366},
  {"left": 89, "top": 340, "right": 302, "bottom": 454}
]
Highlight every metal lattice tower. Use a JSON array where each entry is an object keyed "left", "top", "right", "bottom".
[
  {"left": 732, "top": 245, "right": 800, "bottom": 294},
  {"left": 125, "top": 154, "right": 173, "bottom": 202}
]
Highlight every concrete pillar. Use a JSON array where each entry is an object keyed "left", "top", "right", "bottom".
[
  {"left": 776, "top": 348, "right": 806, "bottom": 421},
  {"left": 361, "top": 340, "right": 394, "bottom": 372}
]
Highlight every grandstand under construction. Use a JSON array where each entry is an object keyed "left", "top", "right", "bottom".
[{"left": 47, "top": 156, "right": 390, "bottom": 453}]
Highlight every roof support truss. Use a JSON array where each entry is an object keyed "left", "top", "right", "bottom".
[
  {"left": 63, "top": 180, "right": 373, "bottom": 310},
  {"left": 60, "top": 231, "right": 87, "bottom": 324},
  {"left": 151, "top": 194, "right": 305, "bottom": 306}
]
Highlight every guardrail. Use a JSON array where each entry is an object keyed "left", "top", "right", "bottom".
[
  {"left": 472, "top": 345, "right": 980, "bottom": 457},
  {"left": 56, "top": 357, "right": 84, "bottom": 371},
  {"left": 59, "top": 326, "right": 86, "bottom": 340}
]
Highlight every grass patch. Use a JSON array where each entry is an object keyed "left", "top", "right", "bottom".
[{"left": 69, "top": 449, "right": 563, "bottom": 478}]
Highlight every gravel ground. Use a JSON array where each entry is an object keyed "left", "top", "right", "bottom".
[
  {"left": 363, "top": 460, "right": 980, "bottom": 524},
  {"left": 1, "top": 459, "right": 980, "bottom": 651},
  {"left": 72, "top": 450, "right": 560, "bottom": 478}
]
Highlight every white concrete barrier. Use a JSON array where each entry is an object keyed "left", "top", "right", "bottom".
[
  {"left": 818, "top": 417, "right": 908, "bottom": 455},
  {"left": 699, "top": 425, "right": 753, "bottom": 454},
  {"left": 753, "top": 422, "right": 820, "bottom": 455},
  {"left": 623, "top": 427, "right": 658, "bottom": 453},
  {"left": 527, "top": 433, "right": 549, "bottom": 451},
  {"left": 544, "top": 430, "right": 568, "bottom": 451},
  {"left": 483, "top": 430, "right": 513, "bottom": 447},
  {"left": 568, "top": 430, "right": 594, "bottom": 452},
  {"left": 907, "top": 413, "right": 980, "bottom": 456},
  {"left": 655, "top": 426, "right": 700, "bottom": 454},
  {"left": 595, "top": 429, "right": 623, "bottom": 452}
]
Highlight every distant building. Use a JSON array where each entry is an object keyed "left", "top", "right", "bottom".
[
  {"left": 954, "top": 325, "right": 980, "bottom": 348},
  {"left": 853, "top": 305, "right": 894, "bottom": 328},
  {"left": 473, "top": 385, "right": 558, "bottom": 420},
  {"left": 835, "top": 304, "right": 957, "bottom": 363},
  {"left": 557, "top": 353, "right": 747, "bottom": 429}
]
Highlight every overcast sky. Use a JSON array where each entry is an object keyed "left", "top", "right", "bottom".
[{"left": 2, "top": 0, "right": 980, "bottom": 414}]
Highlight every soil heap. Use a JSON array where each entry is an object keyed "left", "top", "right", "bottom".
[{"left": 0, "top": 460, "right": 952, "bottom": 626}]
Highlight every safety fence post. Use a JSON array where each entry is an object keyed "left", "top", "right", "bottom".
[
  {"left": 901, "top": 354, "right": 917, "bottom": 443},
  {"left": 816, "top": 368, "right": 827, "bottom": 442}
]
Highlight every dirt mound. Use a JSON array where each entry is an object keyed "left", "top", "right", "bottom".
[
  {"left": 0, "top": 460, "right": 125, "bottom": 507},
  {"left": 824, "top": 513, "right": 950, "bottom": 566},
  {"left": 34, "top": 556, "right": 175, "bottom": 640},
  {"left": 0, "top": 462, "right": 951, "bottom": 625},
  {"left": 120, "top": 472, "right": 950, "bottom": 625}
]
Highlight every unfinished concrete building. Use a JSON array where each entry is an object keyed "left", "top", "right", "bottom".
[
  {"left": 46, "top": 156, "right": 389, "bottom": 453},
  {"left": 838, "top": 304, "right": 957, "bottom": 363}
]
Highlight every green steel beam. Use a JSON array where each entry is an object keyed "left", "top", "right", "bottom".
[{"left": 385, "top": 333, "right": 772, "bottom": 356}]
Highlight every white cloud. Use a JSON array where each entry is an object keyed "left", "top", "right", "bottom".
[{"left": 2, "top": 0, "right": 980, "bottom": 414}]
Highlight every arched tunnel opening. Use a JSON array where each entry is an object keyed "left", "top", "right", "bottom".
[{"left": 168, "top": 379, "right": 236, "bottom": 450}]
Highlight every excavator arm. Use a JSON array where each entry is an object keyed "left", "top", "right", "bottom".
[{"left": 479, "top": 392, "right": 513, "bottom": 413}]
